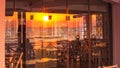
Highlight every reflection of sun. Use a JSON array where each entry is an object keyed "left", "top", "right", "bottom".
[
  {"left": 40, "top": 58, "right": 58, "bottom": 62},
  {"left": 43, "top": 16, "right": 49, "bottom": 21}
]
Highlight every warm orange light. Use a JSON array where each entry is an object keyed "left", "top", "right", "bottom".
[
  {"left": 43, "top": 16, "right": 49, "bottom": 21},
  {"left": 14, "top": 12, "right": 78, "bottom": 28},
  {"left": 92, "top": 15, "right": 96, "bottom": 26}
]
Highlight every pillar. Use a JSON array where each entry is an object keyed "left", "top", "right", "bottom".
[
  {"left": 113, "top": 2, "right": 120, "bottom": 67},
  {"left": 0, "top": 0, "right": 5, "bottom": 67}
]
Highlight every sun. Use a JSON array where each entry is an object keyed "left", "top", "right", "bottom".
[{"left": 43, "top": 16, "right": 49, "bottom": 21}]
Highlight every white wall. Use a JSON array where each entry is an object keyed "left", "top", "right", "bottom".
[
  {"left": 113, "top": 3, "right": 120, "bottom": 67},
  {"left": 0, "top": 0, "right": 5, "bottom": 68}
]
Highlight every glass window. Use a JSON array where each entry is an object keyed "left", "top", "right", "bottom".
[{"left": 5, "top": 0, "right": 112, "bottom": 68}]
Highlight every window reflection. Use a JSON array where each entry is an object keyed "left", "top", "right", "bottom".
[{"left": 5, "top": 12, "right": 106, "bottom": 68}]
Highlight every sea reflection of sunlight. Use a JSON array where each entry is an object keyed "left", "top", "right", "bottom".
[{"left": 26, "top": 58, "right": 58, "bottom": 64}]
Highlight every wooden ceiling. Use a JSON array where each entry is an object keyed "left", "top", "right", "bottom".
[
  {"left": 6, "top": 0, "right": 107, "bottom": 16},
  {"left": 6, "top": 0, "right": 106, "bottom": 8}
]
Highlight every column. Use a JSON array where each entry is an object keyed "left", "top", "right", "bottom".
[
  {"left": 113, "top": 2, "right": 120, "bottom": 67},
  {"left": 0, "top": 0, "right": 5, "bottom": 67}
]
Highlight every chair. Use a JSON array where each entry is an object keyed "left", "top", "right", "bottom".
[{"left": 103, "top": 64, "right": 118, "bottom": 68}]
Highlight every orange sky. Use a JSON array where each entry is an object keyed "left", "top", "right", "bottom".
[{"left": 5, "top": 12, "right": 97, "bottom": 28}]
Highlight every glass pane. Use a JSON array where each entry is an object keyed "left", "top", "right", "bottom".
[
  {"left": 26, "top": 12, "right": 68, "bottom": 68},
  {"left": 91, "top": 13, "right": 103, "bottom": 39},
  {"left": 25, "top": 12, "right": 89, "bottom": 68},
  {"left": 5, "top": 12, "right": 19, "bottom": 68}
]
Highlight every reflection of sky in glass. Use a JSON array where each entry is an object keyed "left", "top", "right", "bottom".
[{"left": 5, "top": 12, "right": 103, "bottom": 40}]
